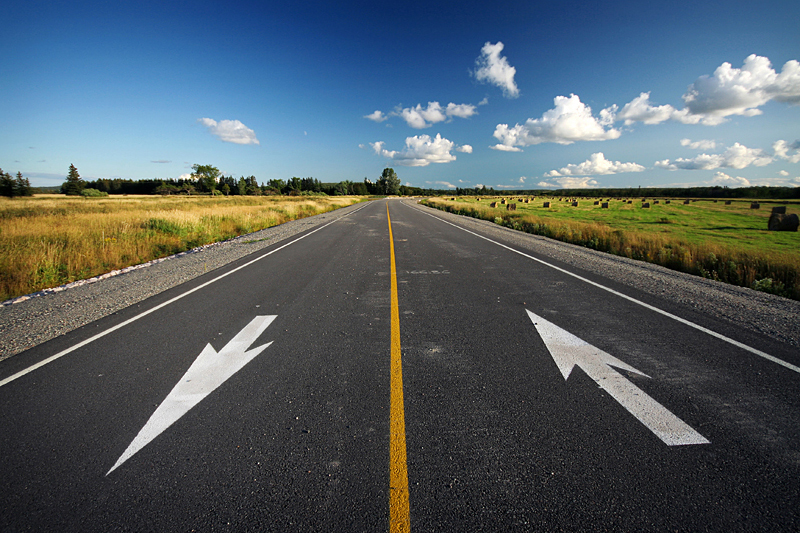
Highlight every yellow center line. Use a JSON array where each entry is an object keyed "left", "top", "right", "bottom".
[{"left": 387, "top": 202, "right": 411, "bottom": 532}]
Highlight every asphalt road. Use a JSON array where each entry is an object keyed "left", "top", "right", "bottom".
[{"left": 2, "top": 199, "right": 799, "bottom": 532}]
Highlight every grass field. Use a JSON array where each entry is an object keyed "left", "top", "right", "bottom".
[
  {"left": 422, "top": 196, "right": 800, "bottom": 300},
  {"left": 0, "top": 194, "right": 363, "bottom": 302}
]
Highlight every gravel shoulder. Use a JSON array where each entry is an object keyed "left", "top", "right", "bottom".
[
  {"left": 408, "top": 200, "right": 800, "bottom": 348},
  {"left": 1, "top": 199, "right": 797, "bottom": 362},
  {"left": 0, "top": 202, "right": 366, "bottom": 361}
]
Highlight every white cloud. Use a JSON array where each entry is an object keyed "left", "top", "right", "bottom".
[
  {"left": 779, "top": 170, "right": 789, "bottom": 176},
  {"left": 429, "top": 181, "right": 457, "bottom": 189},
  {"left": 446, "top": 103, "right": 477, "bottom": 118},
  {"left": 682, "top": 55, "right": 798, "bottom": 122},
  {"left": 198, "top": 118, "right": 259, "bottom": 145},
  {"left": 518, "top": 176, "right": 526, "bottom": 183},
  {"left": 377, "top": 101, "right": 478, "bottom": 129},
  {"left": 456, "top": 144, "right": 473, "bottom": 153},
  {"left": 617, "top": 93, "right": 687, "bottom": 125},
  {"left": 617, "top": 56, "right": 800, "bottom": 127},
  {"left": 773, "top": 139, "right": 800, "bottom": 163},
  {"left": 655, "top": 142, "right": 773, "bottom": 170},
  {"left": 537, "top": 177, "right": 600, "bottom": 189},
  {"left": 680, "top": 138, "right": 717, "bottom": 150},
  {"left": 369, "top": 133, "right": 461, "bottom": 167},
  {"left": 365, "top": 110, "right": 388, "bottom": 122},
  {"left": 545, "top": 152, "right": 645, "bottom": 177},
  {"left": 491, "top": 94, "right": 621, "bottom": 150},
  {"left": 489, "top": 143, "right": 523, "bottom": 152},
  {"left": 473, "top": 41, "right": 519, "bottom": 98},
  {"left": 710, "top": 171, "right": 751, "bottom": 187}
]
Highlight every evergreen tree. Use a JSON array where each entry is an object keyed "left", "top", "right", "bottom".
[
  {"left": 62, "top": 164, "right": 85, "bottom": 195},
  {"left": 0, "top": 169, "right": 14, "bottom": 197},
  {"left": 15, "top": 172, "right": 32, "bottom": 196}
]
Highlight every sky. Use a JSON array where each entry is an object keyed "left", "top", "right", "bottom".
[{"left": 2, "top": 0, "right": 799, "bottom": 191}]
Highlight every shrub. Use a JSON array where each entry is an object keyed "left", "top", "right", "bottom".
[{"left": 80, "top": 188, "right": 108, "bottom": 198}]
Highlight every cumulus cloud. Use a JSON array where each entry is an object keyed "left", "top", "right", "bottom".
[
  {"left": 619, "top": 56, "right": 800, "bottom": 127},
  {"left": 545, "top": 152, "right": 645, "bottom": 177},
  {"left": 369, "top": 101, "right": 478, "bottom": 129},
  {"left": 655, "top": 142, "right": 773, "bottom": 170},
  {"left": 773, "top": 139, "right": 800, "bottom": 163},
  {"left": 617, "top": 92, "right": 692, "bottom": 125},
  {"left": 364, "top": 110, "right": 388, "bottom": 122},
  {"left": 536, "top": 177, "right": 600, "bottom": 189},
  {"left": 680, "top": 138, "right": 717, "bottom": 150},
  {"left": 473, "top": 41, "right": 519, "bottom": 98},
  {"left": 710, "top": 171, "right": 751, "bottom": 187},
  {"left": 456, "top": 144, "right": 473, "bottom": 153},
  {"left": 198, "top": 118, "right": 260, "bottom": 145},
  {"left": 368, "top": 134, "right": 467, "bottom": 166},
  {"left": 682, "top": 55, "right": 800, "bottom": 122},
  {"left": 491, "top": 94, "right": 620, "bottom": 151}
]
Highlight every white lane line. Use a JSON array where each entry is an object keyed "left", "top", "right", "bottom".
[
  {"left": 0, "top": 203, "right": 371, "bottom": 388},
  {"left": 407, "top": 202, "right": 800, "bottom": 375}
]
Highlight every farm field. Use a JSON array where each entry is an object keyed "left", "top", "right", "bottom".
[
  {"left": 0, "top": 194, "right": 363, "bottom": 302},
  {"left": 423, "top": 196, "right": 800, "bottom": 299}
]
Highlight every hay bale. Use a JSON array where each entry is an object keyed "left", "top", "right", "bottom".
[
  {"left": 772, "top": 206, "right": 787, "bottom": 214},
  {"left": 642, "top": 202, "right": 650, "bottom": 208},
  {"left": 601, "top": 202, "right": 609, "bottom": 208},
  {"left": 490, "top": 202, "right": 498, "bottom": 208},
  {"left": 768, "top": 213, "right": 799, "bottom": 231},
  {"left": 507, "top": 203, "right": 516, "bottom": 210},
  {"left": 543, "top": 201, "right": 551, "bottom": 208},
  {"left": 751, "top": 202, "right": 760, "bottom": 209}
]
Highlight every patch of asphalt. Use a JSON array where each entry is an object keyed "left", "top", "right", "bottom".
[
  {"left": 0, "top": 202, "right": 366, "bottom": 361},
  {"left": 409, "top": 200, "right": 800, "bottom": 348}
]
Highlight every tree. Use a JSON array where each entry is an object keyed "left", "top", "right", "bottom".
[
  {"left": 62, "top": 164, "right": 85, "bottom": 195},
  {"left": 191, "top": 164, "right": 220, "bottom": 193},
  {"left": 0, "top": 169, "right": 14, "bottom": 197},
  {"left": 377, "top": 168, "right": 400, "bottom": 195},
  {"left": 15, "top": 172, "right": 32, "bottom": 196},
  {"left": 237, "top": 177, "right": 247, "bottom": 196}
]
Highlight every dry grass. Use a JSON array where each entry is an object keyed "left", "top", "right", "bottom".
[{"left": 0, "top": 195, "right": 362, "bottom": 301}]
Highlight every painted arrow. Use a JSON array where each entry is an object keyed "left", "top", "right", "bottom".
[
  {"left": 526, "top": 310, "right": 709, "bottom": 446},
  {"left": 108, "top": 315, "right": 278, "bottom": 474}
]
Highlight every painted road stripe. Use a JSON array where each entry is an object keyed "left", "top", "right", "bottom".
[
  {"left": 408, "top": 202, "right": 800, "bottom": 375},
  {"left": 387, "top": 202, "right": 411, "bottom": 533},
  {"left": 528, "top": 309, "right": 709, "bottom": 446},
  {"left": 107, "top": 315, "right": 277, "bottom": 474},
  {"left": 0, "top": 203, "right": 371, "bottom": 389}
]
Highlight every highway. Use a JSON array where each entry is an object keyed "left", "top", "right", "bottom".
[{"left": 2, "top": 199, "right": 799, "bottom": 531}]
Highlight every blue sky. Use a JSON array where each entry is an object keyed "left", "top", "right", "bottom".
[{"left": 2, "top": 0, "right": 799, "bottom": 190}]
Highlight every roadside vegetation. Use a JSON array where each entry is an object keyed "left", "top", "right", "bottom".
[
  {"left": 422, "top": 196, "right": 800, "bottom": 300},
  {"left": 0, "top": 195, "right": 362, "bottom": 302}
]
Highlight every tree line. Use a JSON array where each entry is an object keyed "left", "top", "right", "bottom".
[
  {"left": 56, "top": 164, "right": 437, "bottom": 197},
  {"left": 0, "top": 168, "right": 33, "bottom": 197}
]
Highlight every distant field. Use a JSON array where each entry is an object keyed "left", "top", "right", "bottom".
[
  {"left": 0, "top": 194, "right": 363, "bottom": 302},
  {"left": 423, "top": 196, "right": 800, "bottom": 300}
]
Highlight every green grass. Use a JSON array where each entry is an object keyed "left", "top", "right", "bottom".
[{"left": 423, "top": 196, "right": 800, "bottom": 299}]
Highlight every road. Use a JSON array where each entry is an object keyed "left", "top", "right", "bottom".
[{"left": 1, "top": 199, "right": 799, "bottom": 531}]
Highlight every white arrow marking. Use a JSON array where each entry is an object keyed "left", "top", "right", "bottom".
[
  {"left": 107, "top": 315, "right": 277, "bottom": 474},
  {"left": 526, "top": 310, "right": 709, "bottom": 446}
]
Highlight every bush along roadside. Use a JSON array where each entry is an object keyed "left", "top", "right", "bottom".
[{"left": 421, "top": 199, "right": 798, "bottom": 301}]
